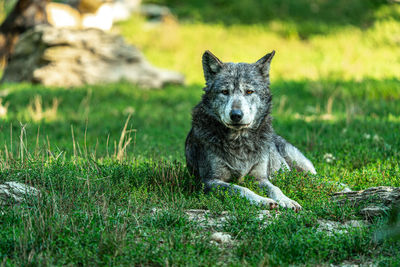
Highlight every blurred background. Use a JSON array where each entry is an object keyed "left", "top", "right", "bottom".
[
  {"left": 0, "top": 0, "right": 399, "bottom": 166},
  {"left": 123, "top": 0, "right": 400, "bottom": 83}
]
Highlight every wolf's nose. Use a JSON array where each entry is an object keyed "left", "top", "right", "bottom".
[{"left": 230, "top": 109, "right": 243, "bottom": 123}]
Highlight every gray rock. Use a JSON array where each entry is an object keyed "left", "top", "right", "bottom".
[
  {"left": 332, "top": 186, "right": 400, "bottom": 218},
  {"left": 2, "top": 25, "right": 184, "bottom": 88},
  {"left": 317, "top": 219, "right": 366, "bottom": 236},
  {"left": 184, "top": 209, "right": 275, "bottom": 228},
  {"left": 150, "top": 208, "right": 276, "bottom": 228},
  {"left": 210, "top": 232, "right": 232, "bottom": 245},
  {"left": 0, "top": 181, "right": 40, "bottom": 206},
  {"left": 185, "top": 209, "right": 231, "bottom": 228}
]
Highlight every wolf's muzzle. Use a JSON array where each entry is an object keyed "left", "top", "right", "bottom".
[{"left": 230, "top": 109, "right": 243, "bottom": 123}]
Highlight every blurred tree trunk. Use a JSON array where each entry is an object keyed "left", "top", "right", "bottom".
[{"left": 0, "top": 0, "right": 49, "bottom": 66}]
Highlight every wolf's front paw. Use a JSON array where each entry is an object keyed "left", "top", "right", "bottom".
[
  {"left": 258, "top": 197, "right": 279, "bottom": 210},
  {"left": 276, "top": 197, "right": 302, "bottom": 212}
]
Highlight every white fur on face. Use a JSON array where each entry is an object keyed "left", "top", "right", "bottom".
[{"left": 220, "top": 94, "right": 256, "bottom": 128}]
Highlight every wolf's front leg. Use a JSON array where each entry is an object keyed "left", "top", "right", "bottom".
[
  {"left": 251, "top": 153, "right": 302, "bottom": 211},
  {"left": 204, "top": 179, "right": 278, "bottom": 209},
  {"left": 259, "top": 180, "right": 302, "bottom": 212}
]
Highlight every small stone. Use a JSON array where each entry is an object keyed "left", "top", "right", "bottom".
[
  {"left": 373, "top": 134, "right": 383, "bottom": 142},
  {"left": 150, "top": 207, "right": 163, "bottom": 213},
  {"left": 0, "top": 181, "right": 40, "bottom": 206},
  {"left": 345, "top": 220, "right": 365, "bottom": 228},
  {"left": 317, "top": 220, "right": 342, "bottom": 235},
  {"left": 257, "top": 210, "right": 272, "bottom": 220},
  {"left": 363, "top": 133, "right": 371, "bottom": 139},
  {"left": 210, "top": 232, "right": 232, "bottom": 244},
  {"left": 316, "top": 219, "right": 365, "bottom": 236}
]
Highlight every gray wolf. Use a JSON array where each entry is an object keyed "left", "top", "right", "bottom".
[{"left": 185, "top": 50, "right": 316, "bottom": 211}]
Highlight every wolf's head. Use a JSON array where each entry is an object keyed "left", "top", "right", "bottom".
[{"left": 201, "top": 50, "right": 275, "bottom": 130}]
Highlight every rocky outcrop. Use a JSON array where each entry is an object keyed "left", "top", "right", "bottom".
[
  {"left": 332, "top": 186, "right": 400, "bottom": 218},
  {"left": 0, "top": 181, "right": 40, "bottom": 206},
  {"left": 184, "top": 209, "right": 275, "bottom": 228},
  {"left": 1, "top": 25, "right": 184, "bottom": 88}
]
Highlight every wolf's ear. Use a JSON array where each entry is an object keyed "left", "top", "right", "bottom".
[
  {"left": 255, "top": 50, "right": 275, "bottom": 81},
  {"left": 202, "top": 50, "right": 223, "bottom": 84}
]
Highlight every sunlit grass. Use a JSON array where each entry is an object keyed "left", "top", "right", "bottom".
[{"left": 117, "top": 11, "right": 400, "bottom": 84}]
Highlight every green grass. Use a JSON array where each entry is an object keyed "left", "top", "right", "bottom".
[
  {"left": 1, "top": 0, "right": 400, "bottom": 265},
  {"left": 145, "top": 0, "right": 392, "bottom": 28}
]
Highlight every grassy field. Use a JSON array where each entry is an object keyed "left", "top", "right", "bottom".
[{"left": 1, "top": 0, "right": 400, "bottom": 265}]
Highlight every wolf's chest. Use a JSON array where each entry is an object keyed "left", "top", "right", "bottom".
[
  {"left": 222, "top": 150, "right": 265, "bottom": 181},
  {"left": 219, "top": 137, "right": 266, "bottom": 178},
  {"left": 226, "top": 160, "right": 253, "bottom": 179}
]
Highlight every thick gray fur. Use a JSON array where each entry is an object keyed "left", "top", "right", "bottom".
[{"left": 185, "top": 50, "right": 316, "bottom": 211}]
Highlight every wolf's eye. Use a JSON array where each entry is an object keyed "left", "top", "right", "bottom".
[
  {"left": 245, "top": 90, "right": 254, "bottom": 95},
  {"left": 221, "top": 90, "right": 229, "bottom": 95}
]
